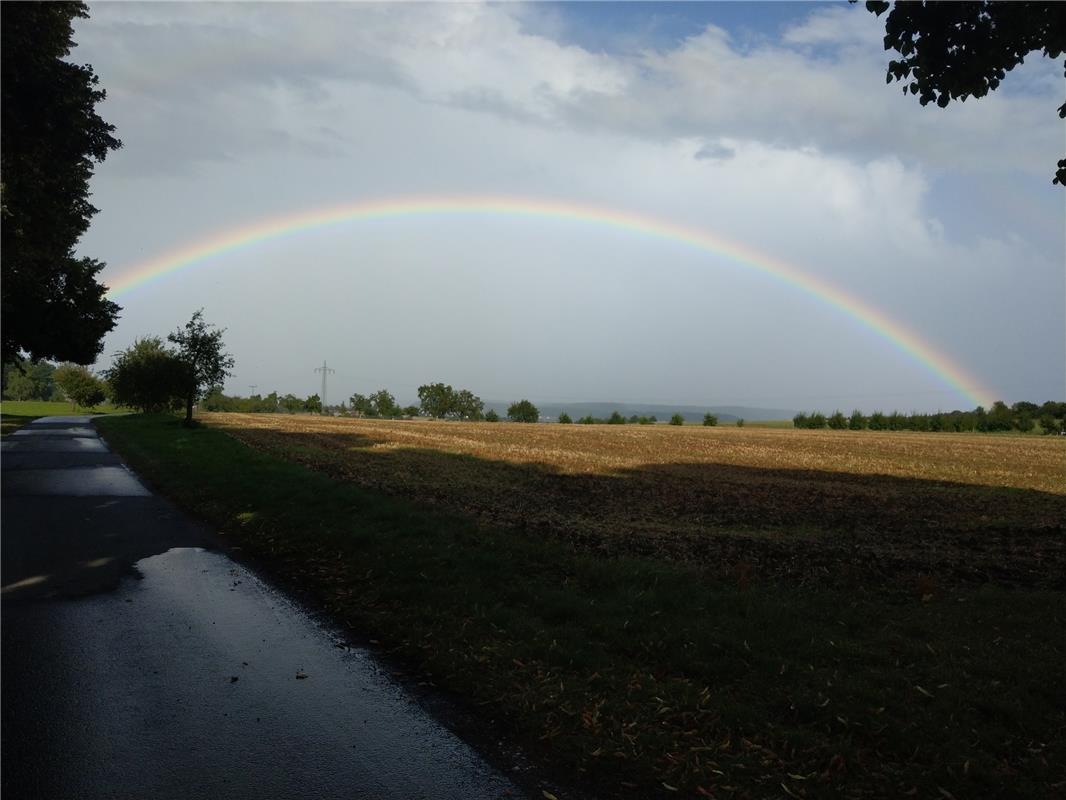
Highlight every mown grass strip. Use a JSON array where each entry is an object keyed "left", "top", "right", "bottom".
[{"left": 96, "top": 414, "right": 1066, "bottom": 799}]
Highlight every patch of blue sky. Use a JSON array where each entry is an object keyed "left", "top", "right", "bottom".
[{"left": 519, "top": 2, "right": 841, "bottom": 55}]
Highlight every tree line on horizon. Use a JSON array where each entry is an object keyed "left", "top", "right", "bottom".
[{"left": 793, "top": 401, "right": 1066, "bottom": 435}]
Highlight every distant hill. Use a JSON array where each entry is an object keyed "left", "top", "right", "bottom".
[{"left": 483, "top": 400, "right": 795, "bottom": 423}]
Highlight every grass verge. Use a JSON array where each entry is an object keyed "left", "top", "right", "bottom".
[
  {"left": 96, "top": 413, "right": 1066, "bottom": 799},
  {"left": 0, "top": 400, "right": 128, "bottom": 435}
]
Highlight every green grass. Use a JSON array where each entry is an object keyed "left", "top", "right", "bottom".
[
  {"left": 96, "top": 413, "right": 1066, "bottom": 798},
  {"left": 0, "top": 399, "right": 128, "bottom": 435}
]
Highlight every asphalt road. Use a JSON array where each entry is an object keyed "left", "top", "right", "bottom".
[{"left": 1, "top": 417, "right": 525, "bottom": 799}]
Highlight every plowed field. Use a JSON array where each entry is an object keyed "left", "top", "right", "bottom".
[{"left": 202, "top": 413, "right": 1066, "bottom": 587}]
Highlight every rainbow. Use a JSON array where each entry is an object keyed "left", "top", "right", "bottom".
[{"left": 103, "top": 195, "right": 995, "bottom": 407}]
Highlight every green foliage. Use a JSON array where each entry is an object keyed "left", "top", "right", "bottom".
[
  {"left": 638, "top": 416, "right": 655, "bottom": 425},
  {"left": 507, "top": 399, "right": 540, "bottom": 423},
  {"left": 402, "top": 405, "right": 420, "bottom": 418},
  {"left": 417, "top": 382, "right": 455, "bottom": 418},
  {"left": 370, "top": 389, "right": 400, "bottom": 418},
  {"left": 578, "top": 415, "right": 596, "bottom": 425},
  {"left": 167, "top": 310, "right": 235, "bottom": 425},
  {"left": 416, "top": 382, "right": 483, "bottom": 420},
  {"left": 304, "top": 394, "right": 322, "bottom": 414},
  {"left": 987, "top": 400, "right": 1013, "bottom": 432},
  {"left": 105, "top": 337, "right": 188, "bottom": 413},
  {"left": 848, "top": 410, "right": 866, "bottom": 430},
  {"left": 2, "top": 360, "right": 57, "bottom": 401},
  {"left": 558, "top": 412, "right": 572, "bottom": 424},
  {"left": 826, "top": 410, "right": 846, "bottom": 430},
  {"left": 736, "top": 418, "right": 745, "bottom": 427},
  {"left": 607, "top": 410, "right": 625, "bottom": 425},
  {"left": 280, "top": 394, "right": 303, "bottom": 414},
  {"left": 1, "top": 2, "right": 122, "bottom": 363},
  {"left": 669, "top": 413, "right": 684, "bottom": 426},
  {"left": 485, "top": 409, "right": 500, "bottom": 422},
  {"left": 793, "top": 412, "right": 808, "bottom": 429},
  {"left": 454, "top": 389, "right": 484, "bottom": 421},
  {"left": 866, "top": 0, "right": 1066, "bottom": 184},
  {"left": 1038, "top": 413, "right": 1062, "bottom": 435},
  {"left": 54, "top": 363, "right": 106, "bottom": 409},
  {"left": 703, "top": 412, "right": 718, "bottom": 427}
]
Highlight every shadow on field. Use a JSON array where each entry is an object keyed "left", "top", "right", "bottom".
[{"left": 211, "top": 422, "right": 1066, "bottom": 589}]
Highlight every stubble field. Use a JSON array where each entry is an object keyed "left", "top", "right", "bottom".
[{"left": 203, "top": 413, "right": 1066, "bottom": 589}]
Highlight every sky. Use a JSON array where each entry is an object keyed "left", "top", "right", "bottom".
[{"left": 73, "top": 1, "right": 1064, "bottom": 413}]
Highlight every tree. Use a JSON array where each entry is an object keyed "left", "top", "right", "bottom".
[
  {"left": 105, "top": 337, "right": 187, "bottom": 413},
  {"left": 349, "top": 393, "right": 374, "bottom": 417},
  {"left": 54, "top": 363, "right": 106, "bottom": 409},
  {"left": 418, "top": 382, "right": 457, "bottom": 418},
  {"left": 281, "top": 393, "right": 303, "bottom": 414},
  {"left": 485, "top": 409, "right": 500, "bottom": 422},
  {"left": 508, "top": 399, "right": 539, "bottom": 423},
  {"left": 454, "top": 389, "right": 485, "bottom": 421},
  {"left": 1, "top": 2, "right": 122, "bottom": 364},
  {"left": 369, "top": 389, "right": 399, "bottom": 418},
  {"left": 793, "top": 412, "right": 809, "bottom": 429},
  {"left": 828, "top": 410, "right": 848, "bottom": 430},
  {"left": 3, "top": 360, "right": 58, "bottom": 401},
  {"left": 986, "top": 400, "right": 1013, "bottom": 432},
  {"left": 578, "top": 415, "right": 596, "bottom": 424},
  {"left": 864, "top": 1, "right": 1066, "bottom": 184},
  {"left": 703, "top": 412, "right": 718, "bottom": 427},
  {"left": 402, "top": 405, "right": 420, "bottom": 418},
  {"left": 558, "top": 412, "right": 572, "bottom": 424},
  {"left": 669, "top": 413, "right": 685, "bottom": 426},
  {"left": 736, "top": 418, "right": 745, "bottom": 427},
  {"left": 304, "top": 394, "right": 322, "bottom": 414},
  {"left": 848, "top": 409, "right": 866, "bottom": 430},
  {"left": 167, "top": 310, "right": 235, "bottom": 426},
  {"left": 607, "top": 410, "right": 626, "bottom": 425}
]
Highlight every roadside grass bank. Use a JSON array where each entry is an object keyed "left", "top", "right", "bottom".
[
  {"left": 0, "top": 400, "right": 127, "bottom": 435},
  {"left": 96, "top": 414, "right": 1066, "bottom": 799}
]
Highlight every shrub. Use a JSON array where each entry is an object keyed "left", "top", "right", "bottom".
[
  {"left": 578, "top": 415, "right": 596, "bottom": 425},
  {"left": 507, "top": 399, "right": 539, "bottom": 423},
  {"left": 736, "top": 418, "right": 745, "bottom": 427},
  {"left": 54, "top": 363, "right": 107, "bottom": 409},
  {"left": 703, "top": 412, "right": 718, "bottom": 426},
  {"left": 485, "top": 409, "right": 500, "bottom": 422},
  {"left": 558, "top": 412, "right": 572, "bottom": 424},
  {"left": 607, "top": 410, "right": 625, "bottom": 425},
  {"left": 827, "top": 411, "right": 847, "bottom": 430},
  {"left": 669, "top": 413, "right": 684, "bottom": 426},
  {"left": 848, "top": 410, "right": 866, "bottom": 430},
  {"left": 105, "top": 338, "right": 188, "bottom": 414}
]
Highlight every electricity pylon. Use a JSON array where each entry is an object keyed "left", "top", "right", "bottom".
[{"left": 314, "top": 360, "right": 335, "bottom": 407}]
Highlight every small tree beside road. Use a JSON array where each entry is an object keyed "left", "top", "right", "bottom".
[{"left": 167, "top": 310, "right": 234, "bottom": 426}]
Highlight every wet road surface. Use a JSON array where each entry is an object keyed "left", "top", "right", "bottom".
[{"left": 2, "top": 417, "right": 525, "bottom": 799}]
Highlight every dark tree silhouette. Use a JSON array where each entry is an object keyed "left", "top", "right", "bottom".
[
  {"left": 864, "top": 1, "right": 1066, "bottom": 184},
  {"left": 168, "top": 311, "right": 235, "bottom": 426},
  {"left": 1, "top": 2, "right": 122, "bottom": 363}
]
